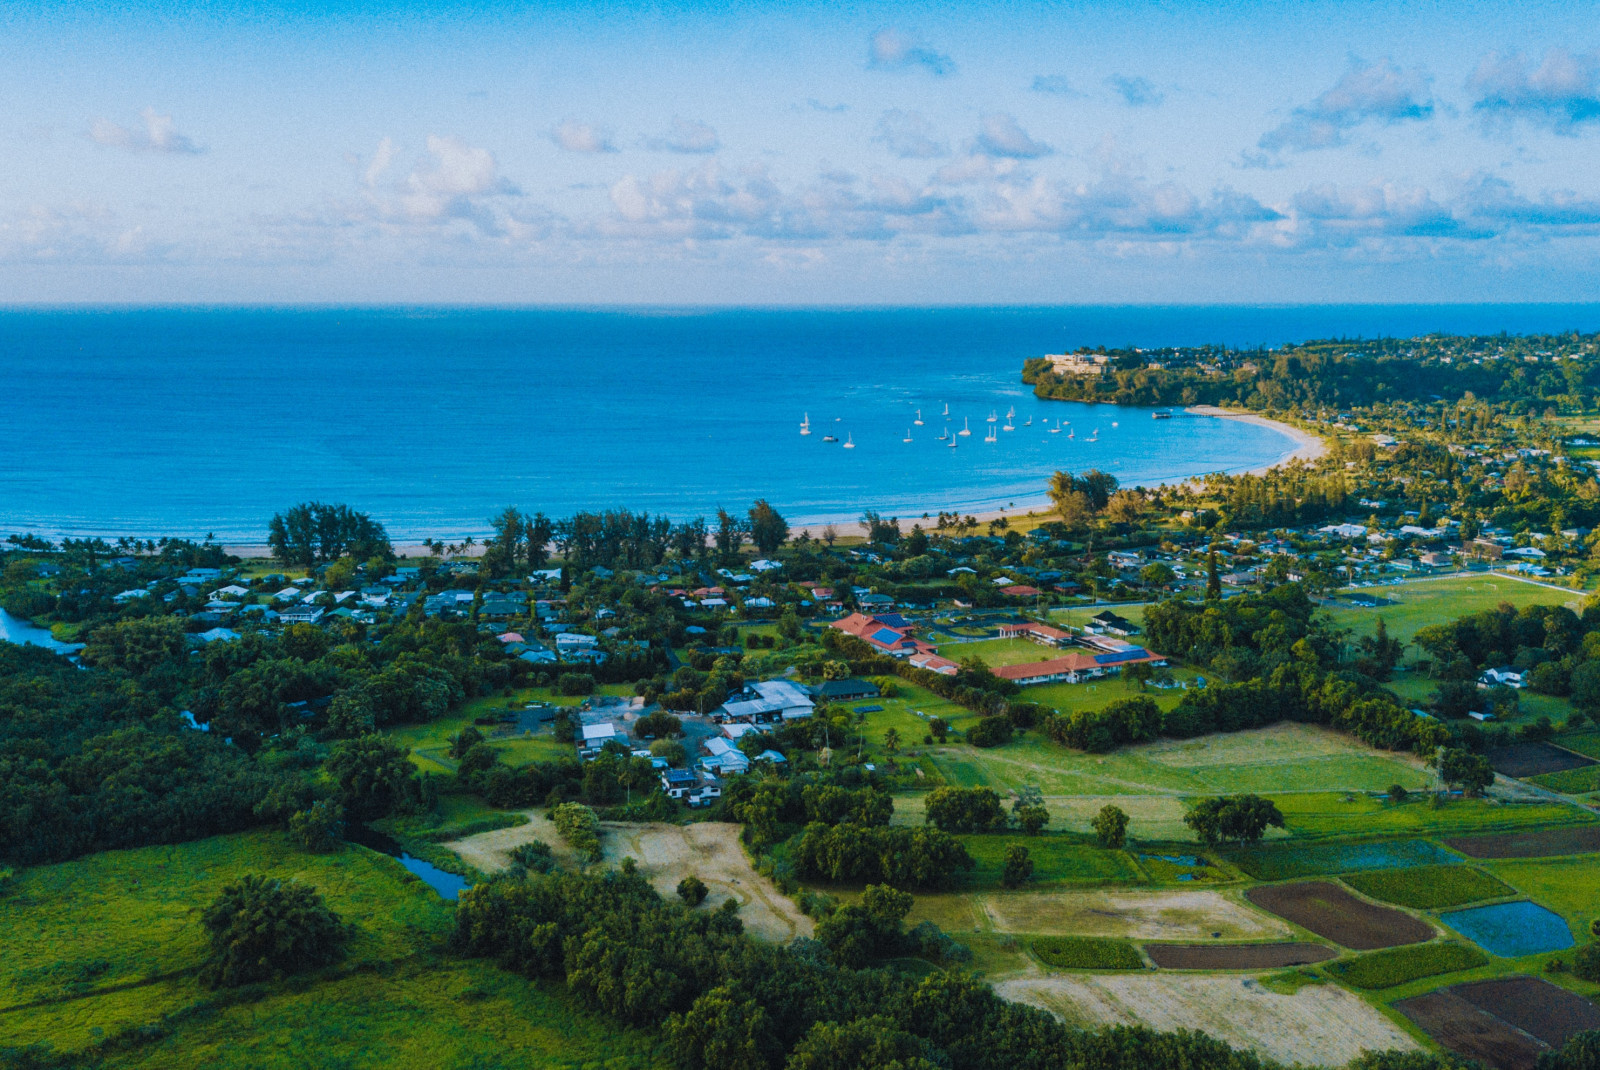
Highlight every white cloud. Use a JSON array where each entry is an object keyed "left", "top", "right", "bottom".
[
  {"left": 646, "top": 117, "right": 720, "bottom": 154},
  {"left": 1469, "top": 48, "right": 1600, "bottom": 132},
  {"left": 1259, "top": 57, "right": 1433, "bottom": 152},
  {"left": 88, "top": 108, "right": 203, "bottom": 154},
  {"left": 1107, "top": 75, "right": 1164, "bottom": 107},
  {"left": 552, "top": 121, "right": 617, "bottom": 154},
  {"left": 970, "top": 113, "right": 1052, "bottom": 159},
  {"left": 364, "top": 137, "right": 397, "bottom": 189},
  {"left": 867, "top": 28, "right": 955, "bottom": 76},
  {"left": 872, "top": 110, "right": 949, "bottom": 159}
]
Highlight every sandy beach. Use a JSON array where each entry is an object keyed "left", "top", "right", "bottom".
[{"left": 1185, "top": 405, "right": 1328, "bottom": 472}]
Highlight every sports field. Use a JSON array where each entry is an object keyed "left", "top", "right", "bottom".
[{"left": 1323, "top": 574, "right": 1582, "bottom": 645}]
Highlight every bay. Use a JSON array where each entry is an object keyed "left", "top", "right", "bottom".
[{"left": 3, "top": 305, "right": 1597, "bottom": 541}]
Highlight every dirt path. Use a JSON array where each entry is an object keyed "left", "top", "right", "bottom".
[
  {"left": 996, "top": 970, "right": 1419, "bottom": 1066},
  {"left": 445, "top": 816, "right": 811, "bottom": 943}
]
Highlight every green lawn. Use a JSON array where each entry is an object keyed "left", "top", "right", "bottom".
[
  {"left": 957, "top": 833, "right": 1142, "bottom": 887},
  {"left": 1382, "top": 674, "right": 1577, "bottom": 730},
  {"left": 1323, "top": 575, "right": 1583, "bottom": 647},
  {"left": 387, "top": 687, "right": 619, "bottom": 774},
  {"left": 1270, "top": 792, "right": 1592, "bottom": 841},
  {"left": 0, "top": 830, "right": 660, "bottom": 1069}
]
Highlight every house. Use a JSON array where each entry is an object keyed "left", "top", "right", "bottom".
[
  {"left": 210, "top": 585, "right": 250, "bottom": 601},
  {"left": 830, "top": 612, "right": 920, "bottom": 656},
  {"left": 1419, "top": 552, "right": 1452, "bottom": 568},
  {"left": 1107, "top": 550, "right": 1142, "bottom": 568},
  {"left": 702, "top": 737, "right": 750, "bottom": 775},
  {"left": 997, "top": 621, "right": 1072, "bottom": 646},
  {"left": 278, "top": 604, "right": 325, "bottom": 625},
  {"left": 1319, "top": 523, "right": 1368, "bottom": 539},
  {"left": 1478, "top": 666, "right": 1524, "bottom": 689},
  {"left": 273, "top": 586, "right": 302, "bottom": 602},
  {"left": 1084, "top": 610, "right": 1138, "bottom": 636},
  {"left": 857, "top": 593, "right": 896, "bottom": 610},
  {"left": 177, "top": 568, "right": 224, "bottom": 585},
  {"left": 1220, "top": 572, "right": 1257, "bottom": 587},
  {"left": 1466, "top": 539, "right": 1504, "bottom": 561},
  {"left": 518, "top": 639, "right": 557, "bottom": 664},
  {"left": 1504, "top": 546, "right": 1548, "bottom": 559},
  {"left": 749, "top": 559, "right": 783, "bottom": 572},
  {"left": 909, "top": 652, "right": 960, "bottom": 675},
  {"left": 1046, "top": 352, "right": 1110, "bottom": 376},
  {"left": 555, "top": 632, "right": 600, "bottom": 654},
  {"left": 993, "top": 645, "right": 1166, "bottom": 686},
  {"left": 814, "top": 678, "right": 879, "bottom": 701},
  {"left": 479, "top": 594, "right": 527, "bottom": 620},
  {"left": 660, "top": 768, "right": 700, "bottom": 798},
  {"left": 196, "top": 627, "right": 241, "bottom": 644},
  {"left": 717, "top": 679, "right": 815, "bottom": 724},
  {"left": 581, "top": 723, "right": 619, "bottom": 751},
  {"left": 1000, "top": 584, "right": 1043, "bottom": 598}
]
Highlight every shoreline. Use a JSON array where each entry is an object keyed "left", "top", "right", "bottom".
[{"left": 11, "top": 408, "right": 1328, "bottom": 558}]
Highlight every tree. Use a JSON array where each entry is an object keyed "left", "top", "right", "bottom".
[
  {"left": 327, "top": 734, "right": 416, "bottom": 820},
  {"left": 787, "top": 1016, "right": 940, "bottom": 1070},
  {"left": 1140, "top": 562, "right": 1178, "bottom": 587},
  {"left": 747, "top": 500, "right": 789, "bottom": 555},
  {"left": 449, "top": 725, "right": 485, "bottom": 759},
  {"left": 81, "top": 616, "right": 187, "bottom": 676},
  {"left": 267, "top": 502, "right": 391, "bottom": 567},
  {"left": 1015, "top": 803, "right": 1049, "bottom": 835},
  {"left": 525, "top": 512, "right": 556, "bottom": 570},
  {"left": 923, "top": 787, "right": 1007, "bottom": 833},
  {"left": 1092, "top": 804, "right": 1129, "bottom": 849},
  {"left": 1540, "top": 1028, "right": 1600, "bottom": 1070},
  {"left": 1206, "top": 549, "right": 1222, "bottom": 600},
  {"left": 1437, "top": 747, "right": 1495, "bottom": 796},
  {"left": 200, "top": 874, "right": 346, "bottom": 987},
  {"left": 1047, "top": 471, "right": 1092, "bottom": 531},
  {"left": 1183, "top": 794, "right": 1284, "bottom": 847},
  {"left": 677, "top": 874, "right": 709, "bottom": 906},
  {"left": 714, "top": 509, "right": 746, "bottom": 560},
  {"left": 288, "top": 800, "right": 345, "bottom": 853},
  {"left": 1001, "top": 843, "right": 1033, "bottom": 887},
  {"left": 882, "top": 727, "right": 901, "bottom": 755}
]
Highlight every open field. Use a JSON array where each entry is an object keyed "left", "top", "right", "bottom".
[
  {"left": 957, "top": 834, "right": 1141, "bottom": 887},
  {"left": 1323, "top": 574, "right": 1582, "bottom": 646},
  {"left": 0, "top": 831, "right": 662, "bottom": 1069},
  {"left": 1453, "top": 975, "right": 1600, "bottom": 1049},
  {"left": 995, "top": 971, "right": 1420, "bottom": 1066},
  {"left": 1246, "top": 882, "right": 1435, "bottom": 950},
  {"left": 446, "top": 818, "right": 811, "bottom": 943},
  {"left": 1144, "top": 943, "right": 1335, "bottom": 969},
  {"left": 1445, "top": 824, "right": 1600, "bottom": 859},
  {"left": 1030, "top": 935, "right": 1144, "bottom": 970},
  {"left": 1487, "top": 741, "right": 1596, "bottom": 778},
  {"left": 1272, "top": 792, "right": 1591, "bottom": 840},
  {"left": 980, "top": 888, "right": 1291, "bottom": 941}
]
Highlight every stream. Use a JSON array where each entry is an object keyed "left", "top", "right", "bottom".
[{"left": 346, "top": 824, "right": 471, "bottom": 900}]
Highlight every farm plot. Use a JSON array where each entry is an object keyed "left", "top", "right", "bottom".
[
  {"left": 1441, "top": 901, "right": 1574, "bottom": 957},
  {"left": 1529, "top": 765, "right": 1600, "bottom": 794},
  {"left": 1246, "top": 882, "right": 1434, "bottom": 950},
  {"left": 1395, "top": 989, "right": 1548, "bottom": 1070},
  {"left": 1486, "top": 741, "right": 1596, "bottom": 778},
  {"left": 1560, "top": 731, "right": 1600, "bottom": 759},
  {"left": 1453, "top": 976, "right": 1600, "bottom": 1049},
  {"left": 1446, "top": 825, "right": 1600, "bottom": 859},
  {"left": 1230, "top": 838, "right": 1459, "bottom": 881},
  {"left": 1325, "top": 942, "right": 1487, "bottom": 990},
  {"left": 1144, "top": 943, "right": 1335, "bottom": 969},
  {"left": 1342, "top": 864, "right": 1514, "bottom": 909},
  {"left": 995, "top": 972, "right": 1420, "bottom": 1067},
  {"left": 1031, "top": 936, "right": 1144, "bottom": 970},
  {"left": 980, "top": 888, "right": 1291, "bottom": 941}
]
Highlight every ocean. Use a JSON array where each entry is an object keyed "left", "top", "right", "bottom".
[{"left": 4, "top": 305, "right": 1598, "bottom": 542}]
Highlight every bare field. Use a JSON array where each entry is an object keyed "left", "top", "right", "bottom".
[
  {"left": 995, "top": 971, "right": 1420, "bottom": 1066},
  {"left": 446, "top": 817, "right": 811, "bottom": 943},
  {"left": 980, "top": 888, "right": 1291, "bottom": 941}
]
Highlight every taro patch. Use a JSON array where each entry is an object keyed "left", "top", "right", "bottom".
[
  {"left": 1230, "top": 838, "right": 1459, "bottom": 881},
  {"left": 1445, "top": 825, "right": 1600, "bottom": 860},
  {"left": 1246, "top": 881, "right": 1434, "bottom": 950},
  {"left": 1441, "top": 901, "right": 1574, "bottom": 957}
]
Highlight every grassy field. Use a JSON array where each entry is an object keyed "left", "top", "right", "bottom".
[
  {"left": 1382, "top": 673, "right": 1577, "bottom": 729},
  {"left": 1031, "top": 935, "right": 1145, "bottom": 970},
  {"left": 1341, "top": 865, "right": 1515, "bottom": 910},
  {"left": 1486, "top": 855, "right": 1600, "bottom": 940},
  {"left": 388, "top": 686, "right": 631, "bottom": 775},
  {"left": 1323, "top": 574, "right": 1583, "bottom": 646},
  {"left": 1269, "top": 792, "right": 1592, "bottom": 841},
  {"left": 1326, "top": 942, "right": 1488, "bottom": 990},
  {"left": 957, "top": 833, "right": 1142, "bottom": 887},
  {"left": 0, "top": 830, "right": 660, "bottom": 1069}
]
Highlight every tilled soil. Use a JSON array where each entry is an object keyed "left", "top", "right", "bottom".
[
  {"left": 1144, "top": 942, "right": 1336, "bottom": 969},
  {"left": 1486, "top": 742, "right": 1595, "bottom": 778},
  {"left": 1246, "top": 881, "right": 1433, "bottom": 950},
  {"left": 1394, "top": 989, "right": 1547, "bottom": 1070},
  {"left": 1454, "top": 975, "right": 1600, "bottom": 1049},
  {"left": 1445, "top": 825, "right": 1600, "bottom": 860}
]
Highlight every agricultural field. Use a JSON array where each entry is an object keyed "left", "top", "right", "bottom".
[
  {"left": 1246, "top": 882, "right": 1435, "bottom": 950},
  {"left": 956, "top": 833, "right": 1141, "bottom": 887},
  {"left": 1341, "top": 864, "right": 1514, "bottom": 910},
  {"left": 1230, "top": 838, "right": 1460, "bottom": 882},
  {"left": 1326, "top": 942, "right": 1488, "bottom": 990},
  {"left": 1030, "top": 936, "right": 1144, "bottom": 970},
  {"left": 0, "top": 830, "right": 661, "bottom": 1070}
]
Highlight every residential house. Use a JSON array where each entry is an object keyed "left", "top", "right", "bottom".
[
  {"left": 814, "top": 678, "right": 880, "bottom": 701},
  {"left": 210, "top": 585, "right": 250, "bottom": 601},
  {"left": 702, "top": 737, "right": 750, "bottom": 775},
  {"left": 1478, "top": 666, "right": 1524, "bottom": 689},
  {"left": 909, "top": 652, "right": 959, "bottom": 675},
  {"left": 993, "top": 645, "right": 1166, "bottom": 686},
  {"left": 1083, "top": 610, "right": 1138, "bottom": 636},
  {"left": 717, "top": 679, "right": 815, "bottom": 724},
  {"left": 830, "top": 612, "right": 922, "bottom": 657},
  {"left": 997, "top": 621, "right": 1072, "bottom": 646},
  {"left": 278, "top": 605, "right": 325, "bottom": 625},
  {"left": 1000, "top": 584, "right": 1043, "bottom": 598}
]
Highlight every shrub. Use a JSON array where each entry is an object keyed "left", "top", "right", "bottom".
[
  {"left": 200, "top": 874, "right": 346, "bottom": 987},
  {"left": 1575, "top": 942, "right": 1600, "bottom": 983},
  {"left": 791, "top": 822, "right": 974, "bottom": 889},
  {"left": 557, "top": 672, "right": 596, "bottom": 696},
  {"left": 1015, "top": 804, "right": 1050, "bottom": 836},
  {"left": 1091, "top": 805, "right": 1129, "bottom": 849},
  {"left": 1328, "top": 942, "right": 1488, "bottom": 990},
  {"left": 966, "top": 716, "right": 1012, "bottom": 748},
  {"left": 1343, "top": 865, "right": 1513, "bottom": 910},
  {"left": 510, "top": 840, "right": 555, "bottom": 873},
  {"left": 1047, "top": 696, "right": 1161, "bottom": 753},
  {"left": 1001, "top": 844, "right": 1033, "bottom": 888},
  {"left": 288, "top": 799, "right": 344, "bottom": 853},
  {"left": 550, "top": 802, "right": 602, "bottom": 860},
  {"left": 1031, "top": 936, "right": 1143, "bottom": 970},
  {"left": 924, "top": 787, "right": 1007, "bottom": 833},
  {"left": 678, "top": 875, "right": 709, "bottom": 906}
]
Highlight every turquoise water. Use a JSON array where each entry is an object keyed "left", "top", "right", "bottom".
[
  {"left": 1442, "top": 901, "right": 1574, "bottom": 957},
  {"left": 4, "top": 306, "right": 1597, "bottom": 540},
  {"left": 1234, "top": 838, "right": 1461, "bottom": 880},
  {"left": 0, "top": 608, "right": 81, "bottom": 654}
]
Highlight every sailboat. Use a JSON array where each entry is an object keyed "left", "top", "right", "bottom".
[
  {"left": 942, "top": 402, "right": 950, "bottom": 418},
  {"left": 822, "top": 429, "right": 838, "bottom": 442},
  {"left": 987, "top": 409, "right": 998, "bottom": 423},
  {"left": 1088, "top": 429, "right": 1099, "bottom": 441},
  {"left": 1002, "top": 406, "right": 1015, "bottom": 431},
  {"left": 1067, "top": 428, "right": 1075, "bottom": 439},
  {"left": 903, "top": 429, "right": 913, "bottom": 443},
  {"left": 913, "top": 409, "right": 924, "bottom": 426},
  {"left": 1049, "top": 419, "right": 1061, "bottom": 434},
  {"left": 1024, "top": 416, "right": 1033, "bottom": 426},
  {"left": 938, "top": 426, "right": 948, "bottom": 441},
  {"left": 985, "top": 425, "right": 997, "bottom": 443},
  {"left": 1111, "top": 421, "right": 1119, "bottom": 429},
  {"left": 957, "top": 417, "right": 972, "bottom": 437},
  {"left": 947, "top": 435, "right": 957, "bottom": 448},
  {"left": 800, "top": 413, "right": 811, "bottom": 436},
  {"left": 842, "top": 433, "right": 855, "bottom": 449}
]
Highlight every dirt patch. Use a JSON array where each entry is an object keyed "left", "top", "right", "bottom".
[
  {"left": 1246, "top": 882, "right": 1433, "bottom": 950},
  {"left": 1446, "top": 825, "right": 1600, "bottom": 859},
  {"left": 980, "top": 889, "right": 1291, "bottom": 941},
  {"left": 997, "top": 972, "right": 1418, "bottom": 1066},
  {"left": 1145, "top": 942, "right": 1336, "bottom": 969},
  {"left": 445, "top": 816, "right": 811, "bottom": 943},
  {"left": 1455, "top": 976, "right": 1600, "bottom": 1049},
  {"left": 1395, "top": 989, "right": 1547, "bottom": 1070},
  {"left": 1487, "top": 742, "right": 1596, "bottom": 778}
]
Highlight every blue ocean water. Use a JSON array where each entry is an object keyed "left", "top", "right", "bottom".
[{"left": 4, "top": 305, "right": 1599, "bottom": 541}]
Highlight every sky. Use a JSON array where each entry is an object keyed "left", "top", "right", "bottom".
[{"left": 3, "top": 0, "right": 1600, "bottom": 304}]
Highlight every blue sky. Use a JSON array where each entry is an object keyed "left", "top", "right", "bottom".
[{"left": 4, "top": 0, "right": 1600, "bottom": 303}]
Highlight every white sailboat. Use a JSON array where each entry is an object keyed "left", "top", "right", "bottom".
[
  {"left": 985, "top": 425, "right": 997, "bottom": 443},
  {"left": 842, "top": 432, "right": 855, "bottom": 449},
  {"left": 903, "top": 429, "right": 913, "bottom": 443},
  {"left": 957, "top": 417, "right": 971, "bottom": 437},
  {"left": 938, "top": 426, "right": 948, "bottom": 441},
  {"left": 942, "top": 402, "right": 950, "bottom": 418},
  {"left": 914, "top": 409, "right": 924, "bottom": 426},
  {"left": 800, "top": 413, "right": 811, "bottom": 436},
  {"left": 1002, "top": 406, "right": 1015, "bottom": 431},
  {"left": 1024, "top": 415, "right": 1032, "bottom": 426},
  {"left": 1049, "top": 419, "right": 1061, "bottom": 434},
  {"left": 987, "top": 409, "right": 998, "bottom": 423}
]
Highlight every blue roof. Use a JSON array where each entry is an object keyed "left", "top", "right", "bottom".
[
  {"left": 1093, "top": 647, "right": 1150, "bottom": 665},
  {"left": 869, "top": 627, "right": 907, "bottom": 646}
]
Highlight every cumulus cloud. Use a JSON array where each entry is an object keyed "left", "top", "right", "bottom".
[
  {"left": 1031, "top": 75, "right": 1078, "bottom": 96},
  {"left": 872, "top": 110, "right": 949, "bottom": 159},
  {"left": 364, "top": 137, "right": 397, "bottom": 189},
  {"left": 1259, "top": 57, "right": 1433, "bottom": 153},
  {"left": 970, "top": 113, "right": 1052, "bottom": 159},
  {"left": 1468, "top": 48, "right": 1600, "bottom": 132},
  {"left": 868, "top": 28, "right": 955, "bottom": 76},
  {"left": 1107, "top": 75, "right": 1163, "bottom": 107},
  {"left": 647, "top": 117, "right": 720, "bottom": 154},
  {"left": 552, "top": 121, "right": 617, "bottom": 154},
  {"left": 88, "top": 108, "right": 202, "bottom": 154}
]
